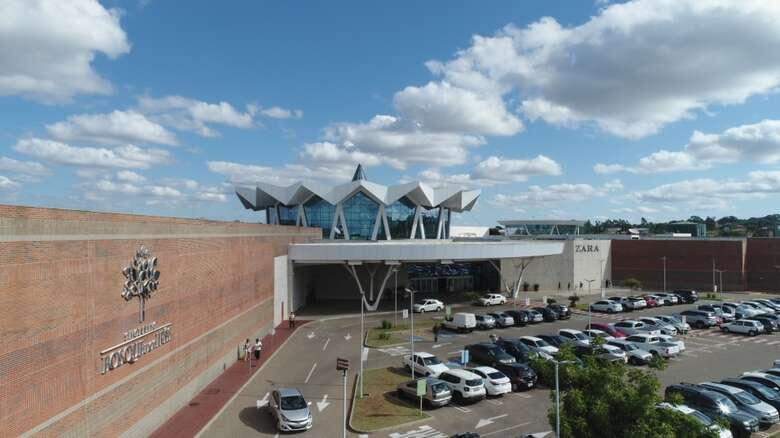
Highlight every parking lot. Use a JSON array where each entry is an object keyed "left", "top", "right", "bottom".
[{"left": 200, "top": 292, "right": 780, "bottom": 438}]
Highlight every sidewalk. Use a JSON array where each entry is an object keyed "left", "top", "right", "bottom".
[{"left": 150, "top": 320, "right": 307, "bottom": 438}]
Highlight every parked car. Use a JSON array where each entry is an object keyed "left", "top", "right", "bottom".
[
  {"left": 607, "top": 296, "right": 640, "bottom": 311},
  {"left": 558, "top": 329, "right": 591, "bottom": 348},
  {"left": 741, "top": 372, "right": 780, "bottom": 392},
  {"left": 474, "top": 314, "right": 496, "bottom": 330},
  {"left": 437, "top": 369, "right": 486, "bottom": 402},
  {"left": 721, "top": 378, "right": 780, "bottom": 412},
  {"left": 269, "top": 388, "right": 313, "bottom": 432},
  {"left": 590, "top": 300, "right": 623, "bottom": 313},
  {"left": 757, "top": 368, "right": 780, "bottom": 379},
  {"left": 465, "top": 366, "right": 512, "bottom": 396},
  {"left": 532, "top": 307, "right": 558, "bottom": 322},
  {"left": 526, "top": 309, "right": 544, "bottom": 323},
  {"left": 413, "top": 299, "right": 444, "bottom": 313},
  {"left": 656, "top": 315, "right": 691, "bottom": 334},
  {"left": 478, "top": 293, "right": 506, "bottom": 306},
  {"left": 655, "top": 293, "right": 680, "bottom": 305},
  {"left": 674, "top": 289, "right": 699, "bottom": 304},
  {"left": 721, "top": 319, "right": 765, "bottom": 336},
  {"left": 607, "top": 339, "right": 652, "bottom": 365},
  {"left": 573, "top": 344, "right": 627, "bottom": 363},
  {"left": 723, "top": 302, "right": 761, "bottom": 318},
  {"left": 612, "top": 320, "right": 659, "bottom": 336},
  {"left": 628, "top": 296, "right": 648, "bottom": 310},
  {"left": 643, "top": 295, "right": 660, "bottom": 308},
  {"left": 504, "top": 309, "right": 529, "bottom": 327},
  {"left": 487, "top": 312, "right": 515, "bottom": 328},
  {"left": 396, "top": 377, "right": 452, "bottom": 407},
  {"left": 519, "top": 336, "right": 559, "bottom": 357},
  {"left": 492, "top": 362, "right": 537, "bottom": 391},
  {"left": 624, "top": 333, "right": 681, "bottom": 358},
  {"left": 494, "top": 338, "right": 538, "bottom": 363},
  {"left": 742, "top": 301, "right": 775, "bottom": 315},
  {"left": 585, "top": 322, "right": 628, "bottom": 338},
  {"left": 536, "top": 334, "right": 567, "bottom": 349},
  {"left": 638, "top": 317, "right": 678, "bottom": 336},
  {"left": 465, "top": 343, "right": 516, "bottom": 367},
  {"left": 746, "top": 316, "right": 778, "bottom": 333},
  {"left": 657, "top": 334, "right": 686, "bottom": 352},
  {"left": 699, "top": 382, "right": 780, "bottom": 428},
  {"left": 679, "top": 310, "right": 718, "bottom": 329},
  {"left": 548, "top": 303, "right": 571, "bottom": 319},
  {"left": 583, "top": 329, "right": 614, "bottom": 342},
  {"left": 754, "top": 299, "right": 780, "bottom": 313},
  {"left": 699, "top": 304, "right": 736, "bottom": 323},
  {"left": 665, "top": 383, "right": 760, "bottom": 438},
  {"left": 403, "top": 352, "right": 449, "bottom": 377},
  {"left": 442, "top": 313, "right": 477, "bottom": 333},
  {"left": 656, "top": 403, "right": 734, "bottom": 438}
]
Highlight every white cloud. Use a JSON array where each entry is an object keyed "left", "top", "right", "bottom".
[
  {"left": 90, "top": 179, "right": 183, "bottom": 199},
  {"left": 0, "top": 156, "right": 48, "bottom": 176},
  {"left": 595, "top": 119, "right": 780, "bottom": 174},
  {"left": 300, "top": 142, "right": 389, "bottom": 168},
  {"left": 14, "top": 138, "right": 171, "bottom": 169},
  {"left": 472, "top": 155, "right": 561, "bottom": 183},
  {"left": 194, "top": 186, "right": 228, "bottom": 202},
  {"left": 116, "top": 170, "right": 146, "bottom": 183},
  {"left": 257, "top": 106, "right": 303, "bottom": 119},
  {"left": 427, "top": 0, "right": 780, "bottom": 139},
  {"left": 47, "top": 110, "right": 178, "bottom": 146},
  {"left": 0, "top": 175, "right": 20, "bottom": 190},
  {"left": 207, "top": 160, "right": 355, "bottom": 186},
  {"left": 635, "top": 171, "right": 780, "bottom": 204},
  {"left": 490, "top": 179, "right": 621, "bottom": 208},
  {"left": 0, "top": 0, "right": 130, "bottom": 103},
  {"left": 138, "top": 95, "right": 255, "bottom": 137}
]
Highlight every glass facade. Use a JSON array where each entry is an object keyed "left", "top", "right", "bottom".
[
  {"left": 386, "top": 197, "right": 416, "bottom": 239},
  {"left": 342, "top": 191, "right": 379, "bottom": 240},
  {"left": 303, "top": 196, "right": 335, "bottom": 238},
  {"left": 421, "top": 207, "right": 440, "bottom": 239},
  {"left": 278, "top": 205, "right": 298, "bottom": 226},
  {"left": 266, "top": 206, "right": 279, "bottom": 225}
]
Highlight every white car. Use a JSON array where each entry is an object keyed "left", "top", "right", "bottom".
[
  {"left": 612, "top": 320, "right": 660, "bottom": 336},
  {"left": 583, "top": 329, "right": 614, "bottom": 341},
  {"left": 590, "top": 300, "right": 623, "bottom": 313},
  {"left": 438, "top": 369, "right": 487, "bottom": 401},
  {"left": 628, "top": 297, "right": 648, "bottom": 310},
  {"left": 638, "top": 317, "right": 678, "bottom": 336},
  {"left": 465, "top": 366, "right": 511, "bottom": 396},
  {"left": 478, "top": 293, "right": 506, "bottom": 306},
  {"left": 402, "top": 352, "right": 449, "bottom": 377},
  {"left": 412, "top": 299, "right": 444, "bottom": 313},
  {"left": 656, "top": 334, "right": 685, "bottom": 352},
  {"left": 558, "top": 329, "right": 591, "bottom": 348},
  {"left": 624, "top": 333, "right": 680, "bottom": 358},
  {"left": 655, "top": 293, "right": 680, "bottom": 305},
  {"left": 607, "top": 339, "right": 652, "bottom": 365},
  {"left": 657, "top": 403, "right": 733, "bottom": 438},
  {"left": 721, "top": 319, "right": 764, "bottom": 336},
  {"left": 656, "top": 315, "right": 691, "bottom": 334},
  {"left": 519, "top": 336, "right": 559, "bottom": 357}
]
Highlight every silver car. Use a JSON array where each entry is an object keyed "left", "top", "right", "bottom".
[
  {"left": 657, "top": 315, "right": 691, "bottom": 334},
  {"left": 607, "top": 339, "right": 652, "bottom": 365},
  {"left": 700, "top": 382, "right": 780, "bottom": 428},
  {"left": 269, "top": 388, "right": 313, "bottom": 432},
  {"left": 488, "top": 312, "right": 515, "bottom": 328},
  {"left": 639, "top": 317, "right": 678, "bottom": 336},
  {"left": 396, "top": 377, "right": 452, "bottom": 407}
]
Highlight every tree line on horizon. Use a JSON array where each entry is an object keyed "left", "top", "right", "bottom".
[{"left": 582, "top": 214, "right": 780, "bottom": 237}]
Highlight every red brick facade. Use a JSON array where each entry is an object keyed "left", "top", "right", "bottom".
[{"left": 0, "top": 205, "right": 318, "bottom": 436}]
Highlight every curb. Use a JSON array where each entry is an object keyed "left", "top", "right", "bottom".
[
  {"left": 193, "top": 321, "right": 310, "bottom": 438},
  {"left": 347, "top": 371, "right": 432, "bottom": 435}
]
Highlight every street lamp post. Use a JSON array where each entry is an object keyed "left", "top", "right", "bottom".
[
  {"left": 585, "top": 279, "right": 595, "bottom": 329},
  {"left": 359, "top": 290, "right": 364, "bottom": 398},
  {"left": 600, "top": 259, "right": 606, "bottom": 299},
  {"left": 553, "top": 359, "right": 575, "bottom": 438},
  {"left": 404, "top": 287, "right": 416, "bottom": 380},
  {"left": 714, "top": 269, "right": 725, "bottom": 300},
  {"left": 661, "top": 256, "right": 667, "bottom": 292},
  {"left": 393, "top": 267, "right": 399, "bottom": 328}
]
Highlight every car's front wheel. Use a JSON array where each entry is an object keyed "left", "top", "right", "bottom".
[
  {"left": 749, "top": 330, "right": 757, "bottom": 337},
  {"left": 437, "top": 306, "right": 443, "bottom": 311},
  {"left": 420, "top": 308, "right": 426, "bottom": 313}
]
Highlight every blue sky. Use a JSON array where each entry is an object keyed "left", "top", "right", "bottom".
[{"left": 2, "top": 0, "right": 780, "bottom": 226}]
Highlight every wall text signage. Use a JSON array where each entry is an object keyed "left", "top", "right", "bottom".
[
  {"left": 100, "top": 321, "right": 172, "bottom": 374},
  {"left": 575, "top": 244, "right": 600, "bottom": 253}
]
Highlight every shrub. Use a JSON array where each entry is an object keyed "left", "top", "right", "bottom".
[
  {"left": 534, "top": 284, "right": 540, "bottom": 292},
  {"left": 648, "top": 354, "right": 668, "bottom": 370},
  {"left": 464, "top": 291, "right": 481, "bottom": 303},
  {"left": 546, "top": 297, "right": 557, "bottom": 304},
  {"left": 378, "top": 331, "right": 391, "bottom": 341},
  {"left": 523, "top": 282, "right": 530, "bottom": 291},
  {"left": 380, "top": 320, "right": 392, "bottom": 330},
  {"left": 568, "top": 295, "right": 580, "bottom": 308},
  {"left": 624, "top": 278, "right": 643, "bottom": 290}
]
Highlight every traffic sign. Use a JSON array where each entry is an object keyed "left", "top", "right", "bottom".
[
  {"left": 416, "top": 378, "right": 426, "bottom": 396},
  {"left": 336, "top": 357, "right": 350, "bottom": 371},
  {"left": 445, "top": 305, "right": 452, "bottom": 319},
  {"left": 402, "top": 309, "right": 409, "bottom": 319}
]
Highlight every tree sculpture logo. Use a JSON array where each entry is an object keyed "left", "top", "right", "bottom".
[{"left": 121, "top": 246, "right": 160, "bottom": 323}]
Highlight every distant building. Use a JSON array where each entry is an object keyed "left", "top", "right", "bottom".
[
  {"left": 499, "top": 219, "right": 585, "bottom": 236},
  {"left": 668, "top": 221, "right": 707, "bottom": 237},
  {"left": 450, "top": 226, "right": 491, "bottom": 238}
]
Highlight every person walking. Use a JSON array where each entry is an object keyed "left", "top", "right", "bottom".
[
  {"left": 433, "top": 323, "right": 440, "bottom": 342},
  {"left": 242, "top": 338, "right": 251, "bottom": 361},
  {"left": 289, "top": 311, "right": 296, "bottom": 329},
  {"left": 253, "top": 338, "right": 262, "bottom": 361}
]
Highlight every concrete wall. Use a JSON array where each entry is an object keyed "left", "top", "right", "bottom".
[{"left": 0, "top": 205, "right": 318, "bottom": 437}]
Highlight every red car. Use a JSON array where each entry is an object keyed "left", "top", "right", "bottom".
[
  {"left": 642, "top": 295, "right": 659, "bottom": 308},
  {"left": 584, "top": 322, "right": 627, "bottom": 338}
]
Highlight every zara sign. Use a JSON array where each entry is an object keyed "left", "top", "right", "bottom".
[{"left": 575, "top": 244, "right": 600, "bottom": 254}]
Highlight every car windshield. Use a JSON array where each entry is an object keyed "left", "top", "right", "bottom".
[
  {"left": 751, "top": 384, "right": 780, "bottom": 400},
  {"left": 622, "top": 343, "right": 637, "bottom": 351},
  {"left": 733, "top": 390, "right": 760, "bottom": 405},
  {"left": 689, "top": 410, "right": 713, "bottom": 426},
  {"left": 466, "top": 378, "right": 482, "bottom": 387},
  {"left": 415, "top": 300, "right": 427, "bottom": 305},
  {"left": 488, "top": 371, "right": 505, "bottom": 379},
  {"left": 717, "top": 397, "right": 738, "bottom": 412},
  {"left": 430, "top": 382, "right": 448, "bottom": 393},
  {"left": 281, "top": 395, "right": 307, "bottom": 410},
  {"left": 535, "top": 339, "right": 551, "bottom": 347},
  {"left": 423, "top": 357, "right": 442, "bottom": 366},
  {"left": 574, "top": 333, "right": 588, "bottom": 340}
]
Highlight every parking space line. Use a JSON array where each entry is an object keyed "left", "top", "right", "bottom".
[
  {"left": 305, "top": 362, "right": 317, "bottom": 383},
  {"left": 767, "top": 341, "right": 780, "bottom": 345},
  {"left": 486, "top": 399, "right": 503, "bottom": 406},
  {"left": 451, "top": 404, "right": 471, "bottom": 413},
  {"left": 753, "top": 338, "right": 770, "bottom": 343},
  {"left": 322, "top": 338, "right": 330, "bottom": 351},
  {"left": 480, "top": 422, "right": 531, "bottom": 437}
]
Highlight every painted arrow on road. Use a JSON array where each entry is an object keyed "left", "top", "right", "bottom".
[
  {"left": 476, "top": 414, "right": 508, "bottom": 429},
  {"left": 316, "top": 394, "right": 330, "bottom": 412},
  {"left": 344, "top": 333, "right": 352, "bottom": 341},
  {"left": 307, "top": 332, "right": 315, "bottom": 339},
  {"left": 256, "top": 392, "right": 270, "bottom": 409}
]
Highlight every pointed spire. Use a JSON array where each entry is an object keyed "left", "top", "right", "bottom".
[{"left": 352, "top": 164, "right": 367, "bottom": 181}]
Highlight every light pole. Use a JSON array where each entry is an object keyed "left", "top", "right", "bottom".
[
  {"left": 661, "top": 256, "right": 667, "bottom": 292},
  {"left": 359, "top": 290, "right": 364, "bottom": 398},
  {"left": 393, "top": 267, "right": 399, "bottom": 328},
  {"left": 553, "top": 359, "right": 575, "bottom": 438},
  {"left": 600, "top": 259, "right": 606, "bottom": 299},
  {"left": 585, "top": 279, "right": 595, "bottom": 329},
  {"left": 404, "top": 287, "right": 416, "bottom": 380},
  {"left": 715, "top": 269, "right": 725, "bottom": 300}
]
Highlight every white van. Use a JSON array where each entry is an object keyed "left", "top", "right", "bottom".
[{"left": 442, "top": 312, "right": 477, "bottom": 333}]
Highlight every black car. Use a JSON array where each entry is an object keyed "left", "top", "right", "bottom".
[
  {"left": 721, "top": 378, "right": 780, "bottom": 411},
  {"left": 532, "top": 307, "right": 557, "bottom": 322},
  {"left": 536, "top": 334, "right": 566, "bottom": 348},
  {"left": 673, "top": 289, "right": 699, "bottom": 304},
  {"left": 746, "top": 316, "right": 778, "bottom": 333},
  {"left": 741, "top": 374, "right": 780, "bottom": 392},
  {"left": 494, "top": 338, "right": 537, "bottom": 363},
  {"left": 465, "top": 342, "right": 516, "bottom": 367},
  {"left": 504, "top": 309, "right": 529, "bottom": 327},
  {"left": 548, "top": 304, "right": 571, "bottom": 320},
  {"left": 493, "top": 362, "right": 537, "bottom": 391},
  {"left": 665, "top": 383, "right": 760, "bottom": 438}
]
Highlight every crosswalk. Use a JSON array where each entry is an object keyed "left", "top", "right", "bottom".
[{"left": 388, "top": 425, "right": 447, "bottom": 438}]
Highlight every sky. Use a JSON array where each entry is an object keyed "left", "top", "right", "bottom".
[{"left": 2, "top": 0, "right": 780, "bottom": 227}]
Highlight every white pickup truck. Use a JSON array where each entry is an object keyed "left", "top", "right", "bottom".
[
  {"left": 402, "top": 352, "right": 449, "bottom": 377},
  {"left": 624, "top": 334, "right": 681, "bottom": 358}
]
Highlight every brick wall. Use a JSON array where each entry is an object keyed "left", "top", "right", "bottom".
[
  {"left": 746, "top": 238, "right": 780, "bottom": 292},
  {"left": 0, "top": 205, "right": 319, "bottom": 436}
]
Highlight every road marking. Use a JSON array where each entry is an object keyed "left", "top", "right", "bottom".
[
  {"left": 451, "top": 404, "right": 471, "bottom": 413},
  {"left": 486, "top": 398, "right": 503, "bottom": 406},
  {"left": 432, "top": 343, "right": 451, "bottom": 349},
  {"left": 345, "top": 333, "right": 352, "bottom": 341},
  {"left": 322, "top": 338, "right": 330, "bottom": 351},
  {"left": 307, "top": 332, "right": 315, "bottom": 339},
  {"left": 316, "top": 394, "right": 330, "bottom": 412},
  {"left": 377, "top": 346, "right": 410, "bottom": 356},
  {"left": 305, "top": 363, "right": 317, "bottom": 383},
  {"left": 681, "top": 352, "right": 698, "bottom": 358},
  {"left": 753, "top": 338, "right": 769, "bottom": 343},
  {"left": 256, "top": 392, "right": 270, "bottom": 408},
  {"left": 767, "top": 341, "right": 780, "bottom": 345},
  {"left": 389, "top": 425, "right": 447, "bottom": 438},
  {"left": 476, "top": 414, "right": 509, "bottom": 429},
  {"left": 480, "top": 422, "right": 533, "bottom": 437},
  {"left": 515, "top": 393, "right": 533, "bottom": 398}
]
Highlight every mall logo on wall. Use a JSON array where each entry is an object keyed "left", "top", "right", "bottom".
[
  {"left": 121, "top": 245, "right": 161, "bottom": 323},
  {"left": 575, "top": 244, "right": 600, "bottom": 253}
]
